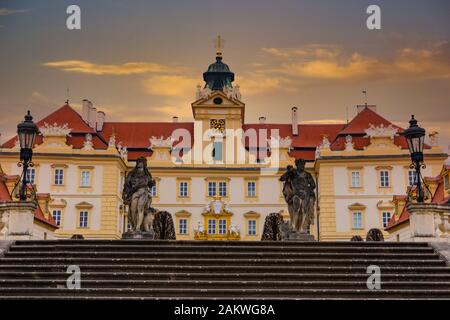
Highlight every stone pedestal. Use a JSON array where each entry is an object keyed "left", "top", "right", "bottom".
[
  {"left": 407, "top": 203, "right": 450, "bottom": 242},
  {"left": 122, "top": 230, "right": 155, "bottom": 240},
  {"left": 281, "top": 222, "right": 315, "bottom": 241},
  {"left": 283, "top": 230, "right": 315, "bottom": 241},
  {"left": 0, "top": 201, "right": 37, "bottom": 240}
]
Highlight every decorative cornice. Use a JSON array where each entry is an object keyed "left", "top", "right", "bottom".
[
  {"left": 39, "top": 122, "right": 72, "bottom": 137},
  {"left": 149, "top": 136, "right": 173, "bottom": 149},
  {"left": 269, "top": 136, "right": 292, "bottom": 149},
  {"left": 348, "top": 202, "right": 366, "bottom": 210},
  {"left": 82, "top": 133, "right": 94, "bottom": 150},
  {"left": 364, "top": 123, "right": 398, "bottom": 139}
]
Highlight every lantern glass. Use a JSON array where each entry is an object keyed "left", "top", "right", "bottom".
[
  {"left": 17, "top": 111, "right": 38, "bottom": 149},
  {"left": 403, "top": 115, "right": 425, "bottom": 155}
]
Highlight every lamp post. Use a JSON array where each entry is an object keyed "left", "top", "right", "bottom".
[
  {"left": 17, "top": 111, "right": 39, "bottom": 201},
  {"left": 402, "top": 115, "right": 426, "bottom": 203}
]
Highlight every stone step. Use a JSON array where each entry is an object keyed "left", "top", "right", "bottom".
[
  {"left": 4, "top": 251, "right": 441, "bottom": 260},
  {"left": 1, "top": 279, "right": 449, "bottom": 289},
  {"left": 8, "top": 244, "right": 435, "bottom": 254},
  {"left": 14, "top": 240, "right": 431, "bottom": 247},
  {"left": 1, "top": 240, "right": 448, "bottom": 299},
  {"left": 0, "top": 257, "right": 445, "bottom": 266},
  {"left": 0, "top": 287, "right": 449, "bottom": 299},
  {"left": 2, "top": 271, "right": 450, "bottom": 281},
  {"left": 1, "top": 264, "right": 448, "bottom": 273}
]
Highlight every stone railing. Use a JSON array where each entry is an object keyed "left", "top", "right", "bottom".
[{"left": 407, "top": 202, "right": 450, "bottom": 242}]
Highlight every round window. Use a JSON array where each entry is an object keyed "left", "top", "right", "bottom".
[{"left": 213, "top": 97, "right": 223, "bottom": 105}]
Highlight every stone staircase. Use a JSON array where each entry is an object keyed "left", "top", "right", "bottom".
[{"left": 0, "top": 240, "right": 449, "bottom": 299}]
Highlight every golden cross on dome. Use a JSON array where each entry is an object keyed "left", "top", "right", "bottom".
[{"left": 215, "top": 35, "right": 224, "bottom": 57}]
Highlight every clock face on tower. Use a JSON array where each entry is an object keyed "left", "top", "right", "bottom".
[{"left": 210, "top": 119, "right": 226, "bottom": 132}]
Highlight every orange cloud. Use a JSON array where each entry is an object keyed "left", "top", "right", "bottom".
[
  {"left": 263, "top": 41, "right": 450, "bottom": 81},
  {"left": 43, "top": 60, "right": 186, "bottom": 75},
  {"left": 142, "top": 75, "right": 198, "bottom": 97},
  {"left": 0, "top": 8, "right": 30, "bottom": 16}
]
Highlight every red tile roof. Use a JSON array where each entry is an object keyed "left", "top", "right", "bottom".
[
  {"left": 36, "top": 104, "right": 96, "bottom": 133},
  {"left": 101, "top": 122, "right": 194, "bottom": 149},
  {"left": 0, "top": 103, "right": 434, "bottom": 161},
  {"left": 243, "top": 123, "right": 344, "bottom": 148},
  {"left": 339, "top": 107, "right": 402, "bottom": 135},
  {"left": 385, "top": 204, "right": 410, "bottom": 231},
  {"left": 1, "top": 104, "right": 104, "bottom": 149}
]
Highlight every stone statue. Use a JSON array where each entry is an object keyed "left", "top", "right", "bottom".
[
  {"left": 122, "top": 157, "right": 155, "bottom": 237},
  {"left": 366, "top": 228, "right": 384, "bottom": 242},
  {"left": 279, "top": 159, "right": 316, "bottom": 236}
]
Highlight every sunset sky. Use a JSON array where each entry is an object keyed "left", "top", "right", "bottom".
[{"left": 0, "top": 0, "right": 449, "bottom": 152}]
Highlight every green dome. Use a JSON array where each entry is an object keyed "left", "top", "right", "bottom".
[{"left": 203, "top": 56, "right": 235, "bottom": 91}]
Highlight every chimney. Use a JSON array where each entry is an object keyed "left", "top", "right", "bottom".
[
  {"left": 87, "top": 101, "right": 97, "bottom": 129},
  {"left": 82, "top": 99, "right": 90, "bottom": 122},
  {"left": 357, "top": 104, "right": 377, "bottom": 114},
  {"left": 291, "top": 107, "right": 298, "bottom": 136},
  {"left": 172, "top": 116, "right": 179, "bottom": 123},
  {"left": 96, "top": 111, "right": 105, "bottom": 131},
  {"left": 258, "top": 116, "right": 266, "bottom": 124}
]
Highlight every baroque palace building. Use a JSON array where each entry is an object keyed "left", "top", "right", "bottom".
[{"left": 0, "top": 49, "right": 447, "bottom": 241}]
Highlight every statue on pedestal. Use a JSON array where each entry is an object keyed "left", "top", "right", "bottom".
[
  {"left": 122, "top": 157, "right": 155, "bottom": 238},
  {"left": 279, "top": 159, "right": 316, "bottom": 240}
]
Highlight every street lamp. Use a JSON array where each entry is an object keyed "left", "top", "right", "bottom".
[
  {"left": 17, "top": 111, "right": 39, "bottom": 201},
  {"left": 402, "top": 115, "right": 426, "bottom": 203}
]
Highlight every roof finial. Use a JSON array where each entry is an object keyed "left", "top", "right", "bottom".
[
  {"left": 66, "top": 87, "right": 70, "bottom": 104},
  {"left": 215, "top": 35, "right": 224, "bottom": 59},
  {"left": 362, "top": 89, "right": 368, "bottom": 106}
]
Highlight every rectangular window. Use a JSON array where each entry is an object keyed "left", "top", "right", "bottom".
[
  {"left": 351, "top": 171, "right": 360, "bottom": 188},
  {"left": 54, "top": 169, "right": 64, "bottom": 185},
  {"left": 380, "top": 170, "right": 389, "bottom": 187},
  {"left": 212, "top": 141, "right": 223, "bottom": 161},
  {"left": 79, "top": 211, "right": 89, "bottom": 228},
  {"left": 218, "top": 181, "right": 227, "bottom": 197},
  {"left": 208, "top": 181, "right": 216, "bottom": 197},
  {"left": 247, "top": 181, "right": 256, "bottom": 197},
  {"left": 52, "top": 209, "right": 62, "bottom": 226},
  {"left": 26, "top": 168, "right": 36, "bottom": 185},
  {"left": 80, "top": 170, "right": 90, "bottom": 187},
  {"left": 179, "top": 181, "right": 188, "bottom": 197},
  {"left": 408, "top": 170, "right": 418, "bottom": 187},
  {"left": 179, "top": 218, "right": 187, "bottom": 235},
  {"left": 352, "top": 211, "right": 362, "bottom": 229},
  {"left": 382, "top": 211, "right": 391, "bottom": 228},
  {"left": 218, "top": 219, "right": 227, "bottom": 235},
  {"left": 248, "top": 220, "right": 257, "bottom": 235},
  {"left": 150, "top": 184, "right": 157, "bottom": 197},
  {"left": 208, "top": 219, "right": 216, "bottom": 234}
]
